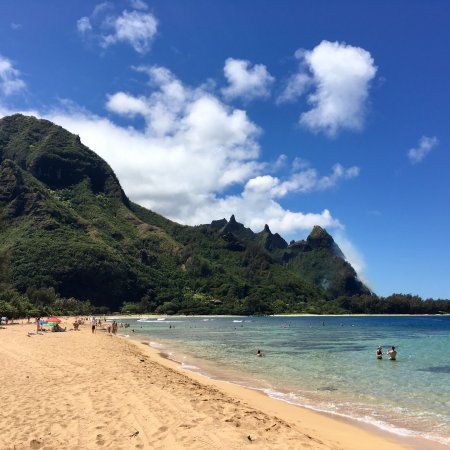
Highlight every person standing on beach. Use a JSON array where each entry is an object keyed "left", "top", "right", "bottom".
[
  {"left": 91, "top": 317, "right": 96, "bottom": 334},
  {"left": 387, "top": 346, "right": 397, "bottom": 360}
]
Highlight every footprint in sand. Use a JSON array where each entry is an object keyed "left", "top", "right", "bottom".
[
  {"left": 96, "top": 433, "right": 105, "bottom": 446},
  {"left": 29, "top": 439, "right": 43, "bottom": 449}
]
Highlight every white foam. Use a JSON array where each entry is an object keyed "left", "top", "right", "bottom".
[
  {"left": 181, "top": 362, "right": 200, "bottom": 370},
  {"left": 148, "top": 341, "right": 164, "bottom": 349},
  {"left": 148, "top": 347, "right": 450, "bottom": 446},
  {"left": 253, "top": 388, "right": 450, "bottom": 446},
  {"left": 137, "top": 319, "right": 179, "bottom": 323}
]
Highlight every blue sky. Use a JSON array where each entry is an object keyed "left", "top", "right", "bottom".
[{"left": 0, "top": 0, "right": 449, "bottom": 298}]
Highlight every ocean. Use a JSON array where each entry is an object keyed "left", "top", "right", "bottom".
[{"left": 117, "top": 315, "right": 450, "bottom": 445}]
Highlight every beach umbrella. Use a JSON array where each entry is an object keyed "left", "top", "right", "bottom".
[
  {"left": 45, "top": 316, "right": 61, "bottom": 323},
  {"left": 39, "top": 317, "right": 61, "bottom": 327},
  {"left": 44, "top": 316, "right": 61, "bottom": 326}
]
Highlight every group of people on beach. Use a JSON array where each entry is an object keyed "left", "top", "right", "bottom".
[
  {"left": 376, "top": 346, "right": 397, "bottom": 360},
  {"left": 90, "top": 317, "right": 119, "bottom": 335}
]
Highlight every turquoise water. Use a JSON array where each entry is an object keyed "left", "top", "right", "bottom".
[{"left": 118, "top": 316, "right": 450, "bottom": 445}]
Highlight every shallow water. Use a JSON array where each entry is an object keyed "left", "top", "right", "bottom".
[{"left": 118, "top": 315, "right": 450, "bottom": 445}]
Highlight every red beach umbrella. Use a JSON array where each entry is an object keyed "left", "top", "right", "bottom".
[{"left": 45, "top": 316, "right": 61, "bottom": 323}]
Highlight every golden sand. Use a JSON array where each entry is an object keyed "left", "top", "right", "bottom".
[{"left": 0, "top": 319, "right": 433, "bottom": 449}]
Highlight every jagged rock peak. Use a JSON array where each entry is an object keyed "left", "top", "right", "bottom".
[
  {"left": 220, "top": 215, "right": 255, "bottom": 241},
  {"left": 306, "top": 225, "right": 344, "bottom": 258},
  {"left": 309, "top": 225, "right": 331, "bottom": 239},
  {"left": 263, "top": 224, "right": 271, "bottom": 233},
  {"left": 210, "top": 218, "right": 228, "bottom": 229}
]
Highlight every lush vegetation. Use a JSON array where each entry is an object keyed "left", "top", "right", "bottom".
[{"left": 0, "top": 114, "right": 448, "bottom": 319}]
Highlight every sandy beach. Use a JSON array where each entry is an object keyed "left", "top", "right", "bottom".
[{"left": 0, "top": 319, "right": 440, "bottom": 450}]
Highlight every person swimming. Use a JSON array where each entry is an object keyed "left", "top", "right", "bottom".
[
  {"left": 376, "top": 346, "right": 383, "bottom": 359},
  {"left": 387, "top": 346, "right": 397, "bottom": 360},
  {"left": 256, "top": 350, "right": 262, "bottom": 357}
]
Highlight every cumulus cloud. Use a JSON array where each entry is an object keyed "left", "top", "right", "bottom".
[
  {"left": 278, "top": 41, "right": 377, "bottom": 136},
  {"left": 0, "top": 59, "right": 360, "bottom": 239},
  {"left": 407, "top": 136, "right": 438, "bottom": 164},
  {"left": 39, "top": 66, "right": 359, "bottom": 237},
  {"left": 244, "top": 164, "right": 359, "bottom": 199},
  {"left": 77, "top": 3, "right": 157, "bottom": 54},
  {"left": 0, "top": 55, "right": 26, "bottom": 96},
  {"left": 222, "top": 58, "right": 274, "bottom": 101},
  {"left": 102, "top": 10, "right": 157, "bottom": 53}
]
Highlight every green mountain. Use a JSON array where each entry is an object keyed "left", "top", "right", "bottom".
[{"left": 0, "top": 114, "right": 370, "bottom": 314}]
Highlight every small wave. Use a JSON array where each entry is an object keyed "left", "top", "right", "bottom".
[
  {"left": 148, "top": 341, "right": 164, "bottom": 349},
  {"left": 233, "top": 320, "right": 243, "bottom": 323},
  {"left": 253, "top": 388, "right": 450, "bottom": 446},
  {"left": 181, "top": 362, "right": 200, "bottom": 370},
  {"left": 137, "top": 317, "right": 168, "bottom": 322},
  {"left": 137, "top": 319, "right": 179, "bottom": 323}
]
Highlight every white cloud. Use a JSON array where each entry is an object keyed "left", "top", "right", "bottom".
[
  {"left": 291, "top": 156, "right": 309, "bottom": 171},
  {"left": 222, "top": 58, "right": 274, "bottom": 101},
  {"left": 77, "top": 4, "right": 157, "bottom": 54},
  {"left": 245, "top": 163, "right": 359, "bottom": 199},
  {"left": 106, "top": 91, "right": 149, "bottom": 117},
  {"left": 407, "top": 136, "right": 438, "bottom": 164},
  {"left": 277, "top": 72, "right": 310, "bottom": 104},
  {"left": 278, "top": 41, "right": 377, "bottom": 136},
  {"left": 334, "top": 233, "right": 369, "bottom": 285},
  {"left": 102, "top": 10, "right": 157, "bottom": 54},
  {"left": 42, "top": 66, "right": 358, "bottom": 237},
  {"left": 0, "top": 55, "right": 26, "bottom": 96},
  {"left": 130, "top": 0, "right": 148, "bottom": 10},
  {"left": 0, "top": 62, "right": 360, "bottom": 240},
  {"left": 273, "top": 154, "right": 287, "bottom": 171},
  {"left": 77, "top": 17, "right": 92, "bottom": 34}
]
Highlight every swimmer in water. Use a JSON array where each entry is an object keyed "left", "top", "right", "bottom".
[
  {"left": 387, "top": 346, "right": 397, "bottom": 360},
  {"left": 256, "top": 349, "right": 262, "bottom": 357},
  {"left": 376, "top": 346, "right": 383, "bottom": 360}
]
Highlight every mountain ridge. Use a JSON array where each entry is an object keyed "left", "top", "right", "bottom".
[{"left": 0, "top": 114, "right": 370, "bottom": 314}]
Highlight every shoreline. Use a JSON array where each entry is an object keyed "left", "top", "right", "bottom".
[
  {"left": 1, "top": 319, "right": 446, "bottom": 449},
  {"left": 122, "top": 335, "right": 408, "bottom": 450},
  {"left": 128, "top": 333, "right": 448, "bottom": 450},
  {"left": 109, "top": 313, "right": 449, "bottom": 319}
]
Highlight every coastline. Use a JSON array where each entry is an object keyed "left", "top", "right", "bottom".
[
  {"left": 109, "top": 313, "right": 449, "bottom": 319},
  {"left": 0, "top": 318, "right": 445, "bottom": 449},
  {"left": 127, "top": 334, "right": 449, "bottom": 450}
]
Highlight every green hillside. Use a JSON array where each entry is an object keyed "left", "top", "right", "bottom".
[{"left": 0, "top": 114, "right": 375, "bottom": 316}]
